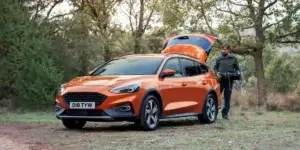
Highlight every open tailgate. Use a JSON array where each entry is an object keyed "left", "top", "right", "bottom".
[{"left": 162, "top": 34, "right": 217, "bottom": 63}]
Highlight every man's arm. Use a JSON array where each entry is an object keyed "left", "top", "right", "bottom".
[
  {"left": 234, "top": 57, "right": 240, "bottom": 72},
  {"left": 213, "top": 57, "right": 220, "bottom": 74}
]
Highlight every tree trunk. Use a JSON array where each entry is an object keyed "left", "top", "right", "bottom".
[
  {"left": 134, "top": 0, "right": 144, "bottom": 54},
  {"left": 254, "top": 50, "right": 267, "bottom": 106},
  {"left": 104, "top": 44, "right": 111, "bottom": 62},
  {"left": 134, "top": 36, "right": 141, "bottom": 54},
  {"left": 79, "top": 14, "right": 88, "bottom": 75},
  {"left": 80, "top": 49, "right": 88, "bottom": 75}
]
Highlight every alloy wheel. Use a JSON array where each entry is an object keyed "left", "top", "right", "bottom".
[
  {"left": 144, "top": 99, "right": 159, "bottom": 129},
  {"left": 206, "top": 96, "right": 216, "bottom": 122}
]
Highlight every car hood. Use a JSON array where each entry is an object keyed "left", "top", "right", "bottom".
[{"left": 63, "top": 75, "right": 154, "bottom": 87}]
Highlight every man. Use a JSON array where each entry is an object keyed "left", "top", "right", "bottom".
[{"left": 213, "top": 44, "right": 241, "bottom": 120}]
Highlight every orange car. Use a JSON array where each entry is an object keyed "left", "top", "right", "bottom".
[{"left": 55, "top": 34, "right": 221, "bottom": 131}]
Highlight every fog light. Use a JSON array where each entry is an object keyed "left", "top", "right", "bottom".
[
  {"left": 115, "top": 104, "right": 131, "bottom": 112},
  {"left": 55, "top": 103, "right": 62, "bottom": 112}
]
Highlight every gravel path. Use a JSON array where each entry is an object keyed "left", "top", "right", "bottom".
[{"left": 0, "top": 136, "right": 30, "bottom": 150}]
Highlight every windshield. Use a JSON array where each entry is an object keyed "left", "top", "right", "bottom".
[{"left": 91, "top": 57, "right": 164, "bottom": 76}]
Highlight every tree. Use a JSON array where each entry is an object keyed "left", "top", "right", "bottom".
[
  {"left": 121, "top": 0, "right": 160, "bottom": 53},
  {"left": 0, "top": 0, "right": 64, "bottom": 109},
  {"left": 71, "top": 0, "right": 122, "bottom": 61},
  {"left": 193, "top": 0, "right": 300, "bottom": 106},
  {"left": 266, "top": 52, "right": 299, "bottom": 93},
  {"left": 59, "top": 11, "right": 105, "bottom": 76}
]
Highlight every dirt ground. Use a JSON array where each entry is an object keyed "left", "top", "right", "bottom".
[{"left": 1, "top": 109, "right": 300, "bottom": 150}]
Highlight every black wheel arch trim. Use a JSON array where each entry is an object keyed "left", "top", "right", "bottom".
[
  {"left": 198, "top": 88, "right": 218, "bottom": 123},
  {"left": 206, "top": 88, "right": 217, "bottom": 97},
  {"left": 138, "top": 88, "right": 163, "bottom": 117},
  {"left": 205, "top": 88, "right": 218, "bottom": 106}
]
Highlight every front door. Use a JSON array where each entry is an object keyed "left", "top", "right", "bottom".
[{"left": 158, "top": 57, "right": 186, "bottom": 116}]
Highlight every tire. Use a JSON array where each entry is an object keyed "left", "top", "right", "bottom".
[
  {"left": 198, "top": 93, "right": 218, "bottom": 123},
  {"left": 133, "top": 120, "right": 141, "bottom": 126},
  {"left": 138, "top": 95, "right": 161, "bottom": 131},
  {"left": 62, "top": 119, "right": 86, "bottom": 129}
]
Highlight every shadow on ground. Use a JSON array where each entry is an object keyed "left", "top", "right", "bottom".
[{"left": 56, "top": 118, "right": 219, "bottom": 132}]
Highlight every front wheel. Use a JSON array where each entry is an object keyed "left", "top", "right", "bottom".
[
  {"left": 198, "top": 93, "right": 218, "bottom": 123},
  {"left": 62, "top": 119, "right": 86, "bottom": 129},
  {"left": 139, "top": 95, "right": 160, "bottom": 131}
]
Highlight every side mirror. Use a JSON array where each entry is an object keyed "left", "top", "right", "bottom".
[{"left": 161, "top": 69, "right": 176, "bottom": 77}]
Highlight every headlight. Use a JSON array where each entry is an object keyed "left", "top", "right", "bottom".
[
  {"left": 109, "top": 82, "right": 141, "bottom": 94},
  {"left": 57, "top": 85, "right": 64, "bottom": 94}
]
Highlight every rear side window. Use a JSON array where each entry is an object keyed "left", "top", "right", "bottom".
[
  {"left": 195, "top": 62, "right": 209, "bottom": 74},
  {"left": 162, "top": 58, "right": 183, "bottom": 77},
  {"left": 179, "top": 58, "right": 198, "bottom": 76}
]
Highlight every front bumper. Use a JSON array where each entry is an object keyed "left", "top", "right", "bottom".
[
  {"left": 54, "top": 87, "right": 148, "bottom": 121},
  {"left": 55, "top": 103, "right": 138, "bottom": 121}
]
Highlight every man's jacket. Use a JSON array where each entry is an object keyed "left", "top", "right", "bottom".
[{"left": 213, "top": 53, "right": 241, "bottom": 80}]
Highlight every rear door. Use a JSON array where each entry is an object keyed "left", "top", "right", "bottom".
[
  {"left": 194, "top": 61, "right": 212, "bottom": 111},
  {"left": 178, "top": 57, "right": 208, "bottom": 112}
]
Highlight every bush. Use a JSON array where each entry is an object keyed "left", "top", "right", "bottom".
[
  {"left": 265, "top": 52, "right": 299, "bottom": 93},
  {"left": 231, "top": 87, "right": 258, "bottom": 110},
  {"left": 266, "top": 87, "right": 300, "bottom": 112},
  {"left": 231, "top": 85, "right": 300, "bottom": 112},
  {"left": 0, "top": 1, "right": 63, "bottom": 109}
]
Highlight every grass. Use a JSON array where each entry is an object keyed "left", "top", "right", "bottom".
[
  {"left": 0, "top": 108, "right": 300, "bottom": 150},
  {"left": 0, "top": 111, "right": 57, "bottom": 123}
]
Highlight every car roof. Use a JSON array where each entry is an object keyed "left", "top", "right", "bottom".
[
  {"left": 117, "top": 53, "right": 203, "bottom": 62},
  {"left": 115, "top": 53, "right": 211, "bottom": 69},
  {"left": 118, "top": 54, "right": 164, "bottom": 59}
]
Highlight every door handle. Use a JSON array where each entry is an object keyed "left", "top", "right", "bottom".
[{"left": 181, "top": 83, "right": 187, "bottom": 86}]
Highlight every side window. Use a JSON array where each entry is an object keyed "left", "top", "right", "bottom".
[
  {"left": 162, "top": 58, "right": 183, "bottom": 77},
  {"left": 195, "top": 62, "right": 209, "bottom": 74},
  {"left": 179, "top": 58, "right": 198, "bottom": 76},
  {"left": 200, "top": 64, "right": 209, "bottom": 74}
]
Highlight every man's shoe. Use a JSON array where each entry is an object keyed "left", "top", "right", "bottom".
[{"left": 222, "top": 114, "right": 229, "bottom": 120}]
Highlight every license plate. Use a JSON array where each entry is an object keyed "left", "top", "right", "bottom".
[{"left": 70, "top": 102, "right": 95, "bottom": 109}]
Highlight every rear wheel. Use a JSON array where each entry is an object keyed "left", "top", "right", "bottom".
[
  {"left": 198, "top": 93, "right": 218, "bottom": 123},
  {"left": 62, "top": 119, "right": 86, "bottom": 129},
  {"left": 139, "top": 95, "right": 160, "bottom": 131},
  {"left": 133, "top": 120, "right": 141, "bottom": 126}
]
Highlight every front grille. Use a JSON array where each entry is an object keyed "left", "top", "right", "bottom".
[
  {"left": 63, "top": 92, "right": 107, "bottom": 107},
  {"left": 61, "top": 110, "right": 108, "bottom": 116}
]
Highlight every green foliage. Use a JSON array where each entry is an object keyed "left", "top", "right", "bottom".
[
  {"left": 1, "top": 0, "right": 300, "bottom": 111},
  {"left": 237, "top": 55, "right": 255, "bottom": 81},
  {"left": 0, "top": 1, "right": 63, "bottom": 109},
  {"left": 265, "top": 52, "right": 299, "bottom": 93},
  {"left": 143, "top": 28, "right": 168, "bottom": 53},
  {"left": 57, "top": 13, "right": 105, "bottom": 77},
  {"left": 159, "top": 0, "right": 189, "bottom": 33},
  {"left": 290, "top": 52, "right": 300, "bottom": 75}
]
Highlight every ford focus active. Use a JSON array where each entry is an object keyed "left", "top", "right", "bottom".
[{"left": 55, "top": 34, "right": 222, "bottom": 131}]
